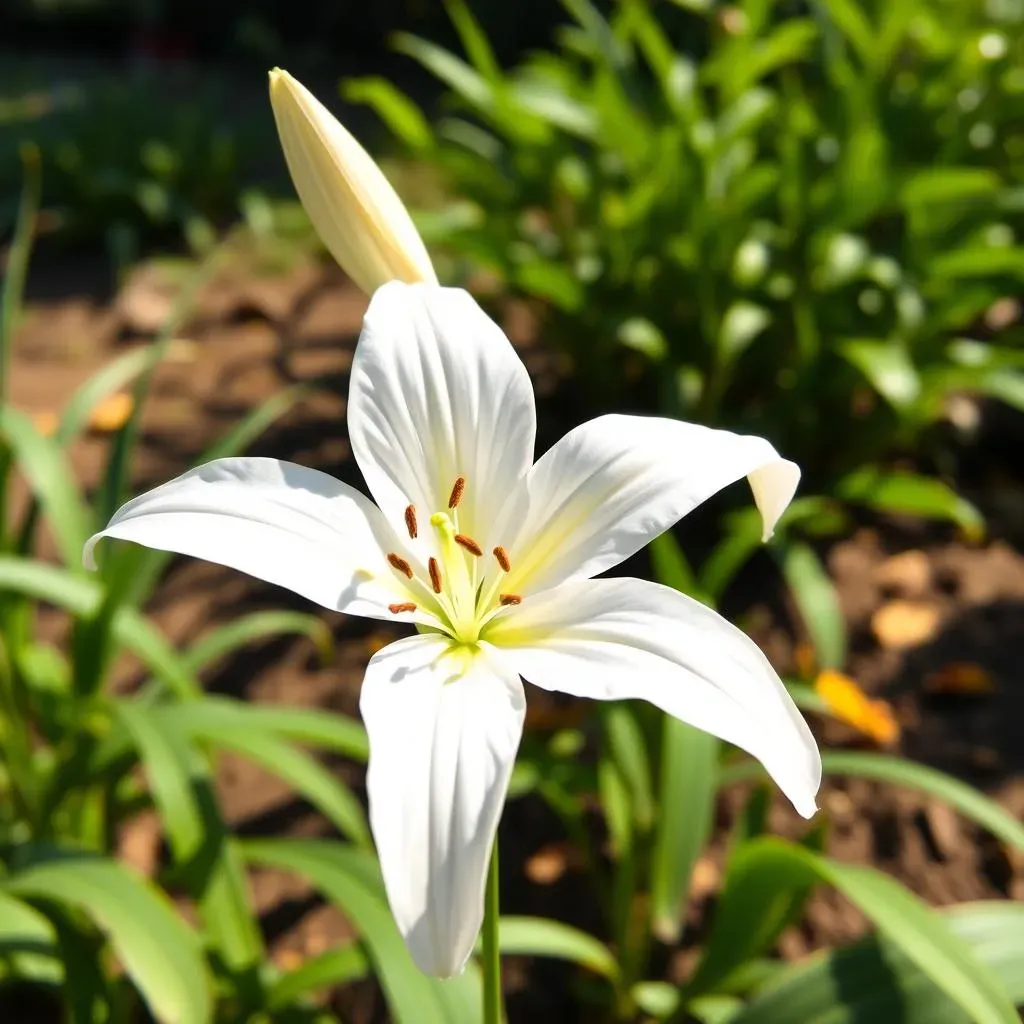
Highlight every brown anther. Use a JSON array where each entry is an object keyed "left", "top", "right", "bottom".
[
  {"left": 492, "top": 546, "right": 511, "bottom": 572},
  {"left": 454, "top": 533, "right": 483, "bottom": 557},
  {"left": 388, "top": 602, "right": 417, "bottom": 614},
  {"left": 428, "top": 557, "right": 443, "bottom": 594},
  {"left": 404, "top": 504, "right": 418, "bottom": 539},
  {"left": 448, "top": 476, "right": 466, "bottom": 509},
  {"left": 387, "top": 553, "right": 413, "bottom": 579},
  {"left": 499, "top": 594, "right": 522, "bottom": 606}
]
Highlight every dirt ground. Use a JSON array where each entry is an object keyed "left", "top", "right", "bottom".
[{"left": 9, "top": 251, "right": 1024, "bottom": 1022}]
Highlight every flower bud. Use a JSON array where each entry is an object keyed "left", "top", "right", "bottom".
[{"left": 268, "top": 68, "right": 436, "bottom": 295}]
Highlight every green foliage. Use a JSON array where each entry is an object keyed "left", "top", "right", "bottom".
[{"left": 349, "top": 0, "right": 1024, "bottom": 493}]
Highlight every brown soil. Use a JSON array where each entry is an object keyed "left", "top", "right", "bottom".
[{"left": 8, "top": 252, "right": 1024, "bottom": 1022}]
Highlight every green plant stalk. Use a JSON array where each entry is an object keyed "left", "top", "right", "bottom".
[
  {"left": 0, "top": 633, "right": 38, "bottom": 830},
  {"left": 482, "top": 839, "right": 504, "bottom": 1024},
  {"left": 0, "top": 144, "right": 41, "bottom": 408}
]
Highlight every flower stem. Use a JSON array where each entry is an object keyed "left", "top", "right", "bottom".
[{"left": 482, "top": 839, "right": 504, "bottom": 1024}]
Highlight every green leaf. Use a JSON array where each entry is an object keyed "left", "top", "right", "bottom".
[
  {"left": 929, "top": 247, "right": 1024, "bottom": 282},
  {"left": 836, "top": 467, "right": 984, "bottom": 537},
  {"left": 686, "top": 839, "right": 1018, "bottom": 1024},
  {"left": 341, "top": 77, "right": 434, "bottom": 152},
  {"left": 161, "top": 696, "right": 369, "bottom": 762},
  {"left": 900, "top": 168, "right": 1002, "bottom": 208},
  {"left": 650, "top": 718, "right": 718, "bottom": 942},
  {"left": 268, "top": 944, "right": 370, "bottom": 1010},
  {"left": 732, "top": 901, "right": 1024, "bottom": 1024},
  {"left": 116, "top": 702, "right": 266, "bottom": 988},
  {"left": 444, "top": 0, "right": 503, "bottom": 82},
  {"left": 0, "top": 557, "right": 201, "bottom": 700},
  {"left": 1, "top": 144, "right": 40, "bottom": 402},
  {"left": 243, "top": 839, "right": 481, "bottom": 1024},
  {"left": 4, "top": 855, "right": 212, "bottom": 1024},
  {"left": 491, "top": 917, "right": 618, "bottom": 980},
  {"left": 721, "top": 751, "right": 1024, "bottom": 854},
  {"left": 0, "top": 890, "right": 61, "bottom": 986},
  {"left": 55, "top": 345, "right": 160, "bottom": 448},
  {"left": 157, "top": 705, "right": 370, "bottom": 846},
  {"left": 604, "top": 704, "right": 655, "bottom": 831},
  {"left": 839, "top": 339, "right": 921, "bottom": 409},
  {"left": 393, "top": 33, "right": 493, "bottom": 110},
  {"left": 0, "top": 406, "right": 91, "bottom": 566},
  {"left": 818, "top": 0, "right": 877, "bottom": 68},
  {"left": 774, "top": 540, "right": 846, "bottom": 670},
  {"left": 182, "top": 611, "right": 332, "bottom": 675}
]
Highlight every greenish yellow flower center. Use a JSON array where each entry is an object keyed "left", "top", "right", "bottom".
[{"left": 385, "top": 477, "right": 521, "bottom": 643}]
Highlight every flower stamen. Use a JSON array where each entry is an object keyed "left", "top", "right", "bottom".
[
  {"left": 387, "top": 553, "right": 413, "bottom": 578},
  {"left": 454, "top": 533, "right": 483, "bottom": 556},
  {"left": 388, "top": 602, "right": 417, "bottom": 614},
  {"left": 499, "top": 594, "right": 522, "bottom": 606},
  {"left": 492, "top": 546, "right": 511, "bottom": 572},
  {"left": 448, "top": 476, "right": 466, "bottom": 509},
  {"left": 428, "top": 557, "right": 443, "bottom": 594},
  {"left": 404, "top": 504, "right": 418, "bottom": 539}
]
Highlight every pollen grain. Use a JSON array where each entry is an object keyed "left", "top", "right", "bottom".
[
  {"left": 428, "top": 557, "right": 443, "bottom": 594},
  {"left": 448, "top": 476, "right": 466, "bottom": 509},
  {"left": 386, "top": 553, "right": 413, "bottom": 578},
  {"left": 404, "top": 504, "right": 418, "bottom": 539},
  {"left": 454, "top": 533, "right": 483, "bottom": 556}
]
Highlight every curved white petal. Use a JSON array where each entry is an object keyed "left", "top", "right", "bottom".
[
  {"left": 485, "top": 577, "right": 820, "bottom": 817},
  {"left": 269, "top": 69, "right": 436, "bottom": 295},
  {"left": 348, "top": 283, "right": 537, "bottom": 553},
  {"left": 499, "top": 414, "right": 799, "bottom": 596},
  {"left": 361, "top": 634, "right": 525, "bottom": 977},
  {"left": 84, "top": 457, "right": 433, "bottom": 624}
]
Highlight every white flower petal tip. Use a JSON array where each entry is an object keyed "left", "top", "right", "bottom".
[
  {"left": 486, "top": 577, "right": 822, "bottom": 819},
  {"left": 268, "top": 68, "right": 436, "bottom": 295},
  {"left": 749, "top": 458, "right": 801, "bottom": 542},
  {"left": 361, "top": 637, "right": 525, "bottom": 977}
]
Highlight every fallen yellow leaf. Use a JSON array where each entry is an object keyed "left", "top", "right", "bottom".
[
  {"left": 32, "top": 410, "right": 60, "bottom": 437},
  {"left": 815, "top": 669, "right": 900, "bottom": 746},
  {"left": 871, "top": 600, "right": 941, "bottom": 650},
  {"left": 89, "top": 392, "right": 134, "bottom": 433},
  {"left": 925, "top": 662, "right": 995, "bottom": 695}
]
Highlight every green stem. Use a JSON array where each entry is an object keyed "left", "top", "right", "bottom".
[{"left": 482, "top": 839, "right": 504, "bottom": 1024}]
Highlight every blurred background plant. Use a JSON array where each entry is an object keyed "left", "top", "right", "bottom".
[{"left": 3, "top": 0, "right": 1024, "bottom": 1021}]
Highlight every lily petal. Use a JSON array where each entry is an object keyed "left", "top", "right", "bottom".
[
  {"left": 85, "top": 457, "right": 430, "bottom": 624},
  {"left": 349, "top": 283, "right": 536, "bottom": 550},
  {"left": 486, "top": 577, "right": 820, "bottom": 817},
  {"left": 361, "top": 634, "right": 525, "bottom": 976},
  {"left": 269, "top": 69, "right": 436, "bottom": 295},
  {"left": 499, "top": 414, "right": 799, "bottom": 596}
]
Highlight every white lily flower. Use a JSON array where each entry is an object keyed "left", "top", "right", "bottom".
[
  {"left": 85, "top": 283, "right": 821, "bottom": 978},
  {"left": 269, "top": 68, "right": 437, "bottom": 295}
]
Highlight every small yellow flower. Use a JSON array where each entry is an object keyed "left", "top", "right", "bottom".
[{"left": 268, "top": 68, "right": 436, "bottom": 296}]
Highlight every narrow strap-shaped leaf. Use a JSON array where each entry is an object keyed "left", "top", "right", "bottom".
[
  {"left": 161, "top": 696, "right": 369, "bottom": 762},
  {"left": 488, "top": 917, "right": 619, "bottom": 981},
  {"left": 267, "top": 944, "right": 370, "bottom": 1011},
  {"left": 182, "top": 611, "right": 333, "bottom": 675},
  {"left": 774, "top": 540, "right": 846, "bottom": 670},
  {"left": 0, "top": 407, "right": 91, "bottom": 566},
  {"left": 158, "top": 706, "right": 370, "bottom": 846},
  {"left": 685, "top": 839, "right": 1017, "bottom": 1024},
  {"left": 116, "top": 702, "right": 266, "bottom": 992},
  {"left": 3, "top": 854, "right": 212, "bottom": 1024},
  {"left": 243, "top": 839, "right": 481, "bottom": 1024},
  {"left": 0, "top": 557, "right": 200, "bottom": 699},
  {"left": 650, "top": 719, "right": 718, "bottom": 942},
  {"left": 719, "top": 751, "right": 1024, "bottom": 852}
]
